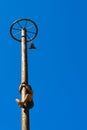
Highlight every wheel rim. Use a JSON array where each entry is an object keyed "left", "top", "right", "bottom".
[{"left": 10, "top": 18, "right": 38, "bottom": 42}]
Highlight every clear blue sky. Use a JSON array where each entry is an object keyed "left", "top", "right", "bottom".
[{"left": 0, "top": 0, "right": 87, "bottom": 130}]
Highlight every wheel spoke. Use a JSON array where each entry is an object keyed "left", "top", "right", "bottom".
[
  {"left": 26, "top": 24, "right": 34, "bottom": 30},
  {"left": 13, "top": 30, "right": 21, "bottom": 36},
  {"left": 17, "top": 22, "right": 22, "bottom": 28},
  {"left": 26, "top": 34, "right": 31, "bottom": 40},
  {"left": 24, "top": 21, "right": 28, "bottom": 28},
  {"left": 13, "top": 28, "right": 21, "bottom": 31},
  {"left": 27, "top": 30, "right": 36, "bottom": 34}
]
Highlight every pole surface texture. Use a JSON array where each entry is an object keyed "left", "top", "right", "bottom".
[{"left": 21, "top": 29, "right": 29, "bottom": 130}]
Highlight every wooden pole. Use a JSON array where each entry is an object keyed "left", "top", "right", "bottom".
[{"left": 21, "top": 28, "right": 29, "bottom": 130}]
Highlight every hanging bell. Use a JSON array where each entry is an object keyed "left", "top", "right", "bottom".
[{"left": 29, "top": 43, "right": 36, "bottom": 49}]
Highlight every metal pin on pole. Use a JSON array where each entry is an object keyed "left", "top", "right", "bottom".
[{"left": 10, "top": 18, "right": 38, "bottom": 130}]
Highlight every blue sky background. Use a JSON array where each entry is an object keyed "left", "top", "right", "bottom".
[{"left": 0, "top": 0, "right": 87, "bottom": 130}]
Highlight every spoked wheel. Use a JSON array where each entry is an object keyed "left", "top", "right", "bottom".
[{"left": 10, "top": 18, "right": 38, "bottom": 42}]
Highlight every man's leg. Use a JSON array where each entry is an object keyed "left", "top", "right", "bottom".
[{"left": 16, "top": 94, "right": 32, "bottom": 108}]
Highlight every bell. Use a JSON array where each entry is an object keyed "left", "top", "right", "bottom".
[{"left": 29, "top": 43, "right": 36, "bottom": 49}]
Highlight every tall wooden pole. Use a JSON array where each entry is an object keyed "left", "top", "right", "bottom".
[
  {"left": 21, "top": 28, "right": 29, "bottom": 130},
  {"left": 10, "top": 18, "right": 38, "bottom": 130}
]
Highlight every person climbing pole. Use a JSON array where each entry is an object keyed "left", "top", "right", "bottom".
[{"left": 16, "top": 82, "right": 33, "bottom": 108}]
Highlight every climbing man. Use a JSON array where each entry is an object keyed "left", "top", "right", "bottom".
[{"left": 16, "top": 82, "right": 33, "bottom": 108}]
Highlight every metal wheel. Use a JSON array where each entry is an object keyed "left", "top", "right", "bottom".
[{"left": 10, "top": 18, "right": 38, "bottom": 42}]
